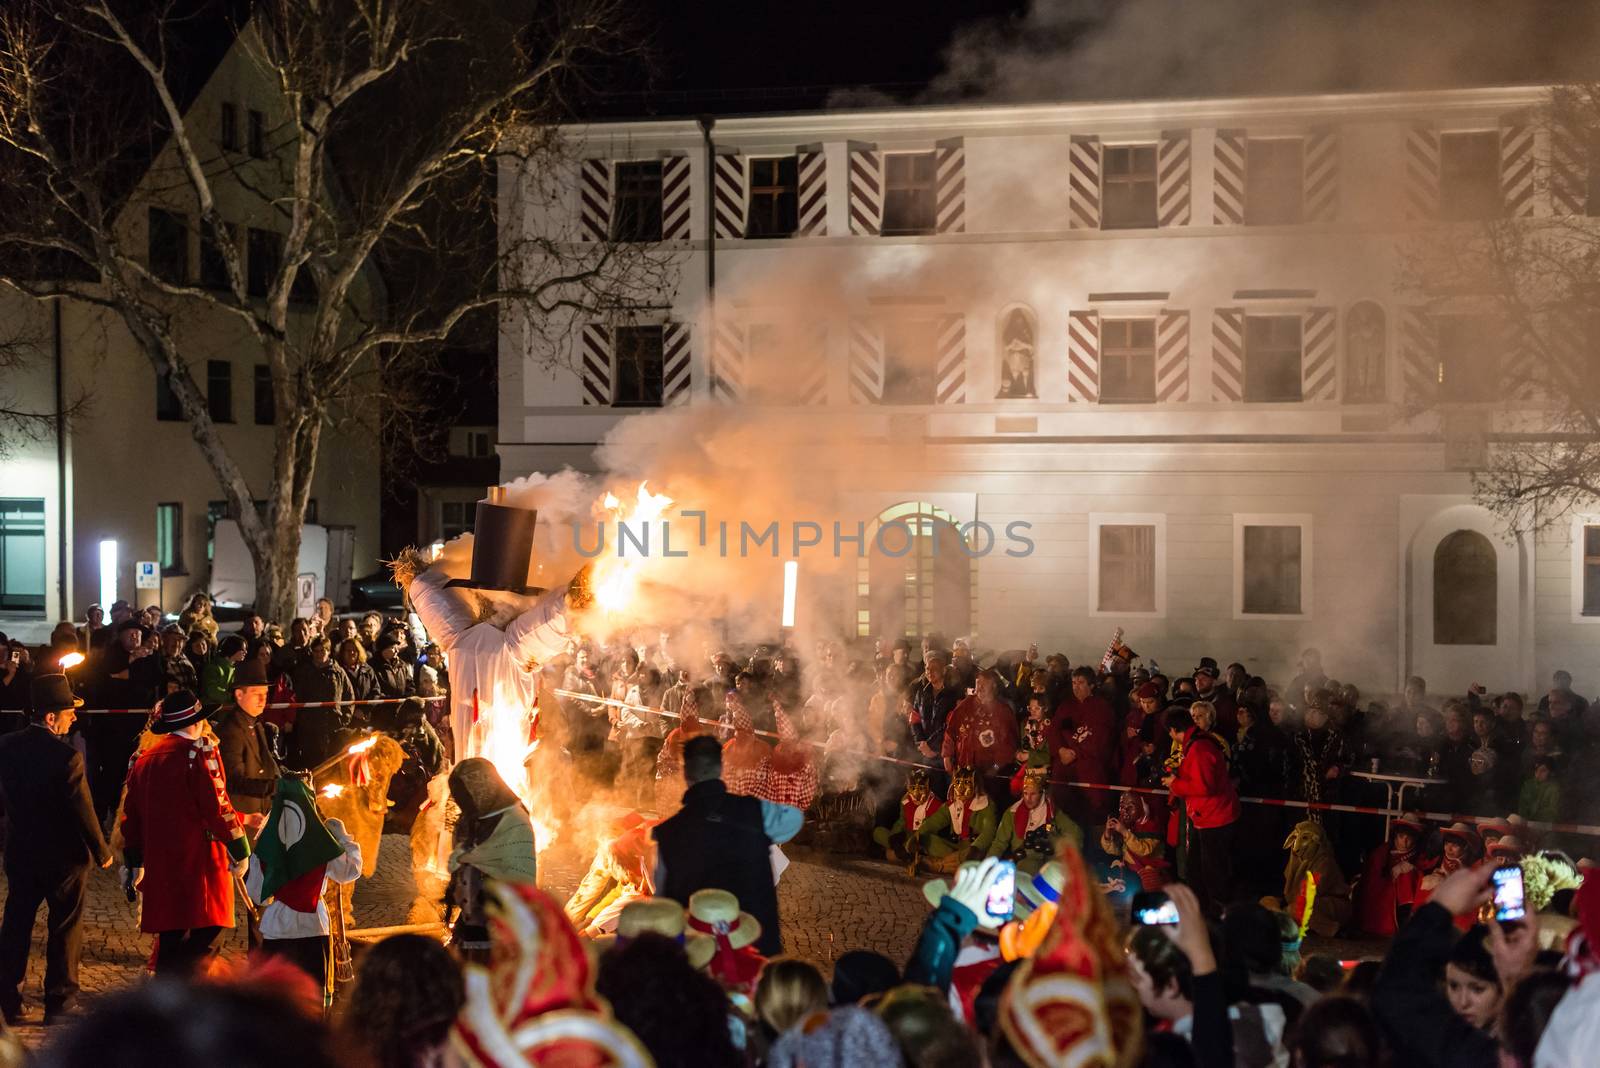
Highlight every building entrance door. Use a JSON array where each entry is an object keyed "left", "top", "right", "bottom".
[{"left": 0, "top": 498, "right": 46, "bottom": 613}]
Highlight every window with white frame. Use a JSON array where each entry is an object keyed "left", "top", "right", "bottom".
[
  {"left": 1571, "top": 517, "right": 1600, "bottom": 621},
  {"left": 1089, "top": 514, "right": 1165, "bottom": 616},
  {"left": 1235, "top": 514, "right": 1311, "bottom": 618}
]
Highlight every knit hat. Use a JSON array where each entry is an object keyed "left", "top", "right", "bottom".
[
  {"left": 150, "top": 688, "right": 210, "bottom": 733},
  {"left": 450, "top": 883, "right": 650, "bottom": 1068},
  {"left": 1000, "top": 841, "right": 1142, "bottom": 1068},
  {"left": 766, "top": 1007, "right": 901, "bottom": 1068}
]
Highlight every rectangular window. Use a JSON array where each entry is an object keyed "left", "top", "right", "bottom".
[
  {"left": 1435, "top": 314, "right": 1498, "bottom": 402},
  {"left": 1240, "top": 523, "right": 1305, "bottom": 616},
  {"left": 612, "top": 161, "right": 664, "bottom": 242},
  {"left": 1098, "top": 524, "right": 1156, "bottom": 612},
  {"left": 206, "top": 500, "right": 229, "bottom": 562},
  {"left": 613, "top": 326, "right": 664, "bottom": 407},
  {"left": 1245, "top": 139, "right": 1304, "bottom": 225},
  {"left": 220, "top": 102, "right": 239, "bottom": 152},
  {"left": 1099, "top": 318, "right": 1157, "bottom": 403},
  {"left": 882, "top": 152, "right": 938, "bottom": 235},
  {"left": 1244, "top": 315, "right": 1303, "bottom": 402},
  {"left": 253, "top": 364, "right": 275, "bottom": 425},
  {"left": 465, "top": 430, "right": 491, "bottom": 457},
  {"left": 147, "top": 208, "right": 190, "bottom": 283},
  {"left": 1578, "top": 523, "right": 1600, "bottom": 617},
  {"left": 247, "top": 227, "right": 279, "bottom": 298},
  {"left": 155, "top": 369, "right": 183, "bottom": 421},
  {"left": 248, "top": 108, "right": 266, "bottom": 158},
  {"left": 207, "top": 359, "right": 233, "bottom": 423},
  {"left": 880, "top": 318, "right": 941, "bottom": 404},
  {"left": 156, "top": 502, "right": 184, "bottom": 575},
  {"left": 1440, "top": 132, "right": 1502, "bottom": 221},
  {"left": 199, "top": 220, "right": 236, "bottom": 290},
  {"left": 1101, "top": 144, "right": 1159, "bottom": 229},
  {"left": 746, "top": 156, "right": 799, "bottom": 238},
  {"left": 440, "top": 501, "right": 472, "bottom": 540}
]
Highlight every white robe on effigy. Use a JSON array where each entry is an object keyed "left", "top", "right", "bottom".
[{"left": 407, "top": 566, "right": 578, "bottom": 758}]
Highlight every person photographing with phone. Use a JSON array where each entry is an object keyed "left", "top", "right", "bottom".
[{"left": 1124, "top": 883, "right": 1235, "bottom": 1068}]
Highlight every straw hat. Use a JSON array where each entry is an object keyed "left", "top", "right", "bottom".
[
  {"left": 1014, "top": 861, "right": 1067, "bottom": 921},
  {"left": 597, "top": 897, "right": 715, "bottom": 969},
  {"left": 685, "top": 889, "right": 761, "bottom": 950}
]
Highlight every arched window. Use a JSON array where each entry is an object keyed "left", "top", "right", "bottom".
[
  {"left": 1433, "top": 529, "right": 1497, "bottom": 645},
  {"left": 858, "top": 502, "right": 976, "bottom": 640}
]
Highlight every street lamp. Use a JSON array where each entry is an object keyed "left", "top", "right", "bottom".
[{"left": 98, "top": 538, "right": 117, "bottom": 610}]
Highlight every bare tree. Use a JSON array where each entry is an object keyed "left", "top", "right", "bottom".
[
  {"left": 0, "top": 0, "right": 670, "bottom": 621},
  {"left": 1405, "top": 85, "right": 1600, "bottom": 536}
]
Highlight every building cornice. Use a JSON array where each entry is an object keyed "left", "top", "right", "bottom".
[{"left": 562, "top": 84, "right": 1553, "bottom": 148}]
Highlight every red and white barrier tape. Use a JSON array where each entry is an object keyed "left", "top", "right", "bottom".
[
  {"left": 72, "top": 693, "right": 449, "bottom": 716},
  {"left": 555, "top": 688, "right": 1600, "bottom": 839}
]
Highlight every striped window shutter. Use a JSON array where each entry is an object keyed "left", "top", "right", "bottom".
[
  {"left": 1301, "top": 307, "right": 1337, "bottom": 401},
  {"left": 713, "top": 149, "right": 747, "bottom": 239},
  {"left": 1157, "top": 130, "right": 1191, "bottom": 227},
  {"left": 1156, "top": 310, "right": 1190, "bottom": 401},
  {"left": 935, "top": 137, "right": 966, "bottom": 233},
  {"left": 1213, "top": 129, "right": 1246, "bottom": 225},
  {"left": 1066, "top": 310, "right": 1099, "bottom": 401},
  {"left": 580, "top": 324, "right": 613, "bottom": 405},
  {"left": 1211, "top": 307, "right": 1245, "bottom": 401},
  {"left": 1068, "top": 136, "right": 1101, "bottom": 230},
  {"left": 579, "top": 159, "right": 612, "bottom": 242},
  {"left": 1551, "top": 121, "right": 1587, "bottom": 216},
  {"left": 798, "top": 322, "right": 828, "bottom": 405},
  {"left": 796, "top": 143, "right": 827, "bottom": 236},
  {"left": 1303, "top": 127, "right": 1340, "bottom": 222},
  {"left": 1400, "top": 306, "right": 1437, "bottom": 401},
  {"left": 663, "top": 323, "right": 691, "bottom": 404},
  {"left": 709, "top": 322, "right": 746, "bottom": 403},
  {"left": 1405, "top": 123, "right": 1440, "bottom": 221},
  {"left": 1500, "top": 113, "right": 1536, "bottom": 219},
  {"left": 1499, "top": 318, "right": 1537, "bottom": 401},
  {"left": 935, "top": 314, "right": 966, "bottom": 403},
  {"left": 848, "top": 318, "right": 885, "bottom": 403},
  {"left": 660, "top": 154, "right": 692, "bottom": 240},
  {"left": 848, "top": 142, "right": 884, "bottom": 236}
]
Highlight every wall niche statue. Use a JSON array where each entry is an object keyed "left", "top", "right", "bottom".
[
  {"left": 1344, "top": 300, "right": 1387, "bottom": 403},
  {"left": 996, "top": 306, "right": 1037, "bottom": 399}
]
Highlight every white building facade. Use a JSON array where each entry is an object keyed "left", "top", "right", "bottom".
[
  {"left": 498, "top": 85, "right": 1600, "bottom": 695},
  {"left": 1, "top": 30, "right": 380, "bottom": 623}
]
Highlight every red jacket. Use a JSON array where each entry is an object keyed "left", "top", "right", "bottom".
[
  {"left": 1050, "top": 695, "right": 1118, "bottom": 784},
  {"left": 942, "top": 697, "right": 1020, "bottom": 769},
  {"left": 120, "top": 733, "right": 250, "bottom": 933},
  {"left": 1166, "top": 728, "right": 1239, "bottom": 829}
]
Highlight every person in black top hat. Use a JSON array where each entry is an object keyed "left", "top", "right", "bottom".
[
  {"left": 213, "top": 660, "right": 280, "bottom": 828},
  {"left": 0, "top": 674, "right": 113, "bottom": 1025}
]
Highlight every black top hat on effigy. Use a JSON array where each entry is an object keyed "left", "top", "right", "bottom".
[{"left": 444, "top": 486, "right": 547, "bottom": 597}]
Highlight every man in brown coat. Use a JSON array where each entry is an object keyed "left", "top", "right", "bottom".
[{"left": 213, "top": 660, "right": 280, "bottom": 830}]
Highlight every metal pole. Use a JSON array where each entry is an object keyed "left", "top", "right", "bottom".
[{"left": 53, "top": 298, "right": 69, "bottom": 619}]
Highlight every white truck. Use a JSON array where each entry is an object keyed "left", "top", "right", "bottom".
[{"left": 209, "top": 520, "right": 357, "bottom": 611}]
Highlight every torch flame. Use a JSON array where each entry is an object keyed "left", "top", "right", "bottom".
[
  {"left": 58, "top": 652, "right": 85, "bottom": 670},
  {"left": 592, "top": 481, "right": 675, "bottom": 614},
  {"left": 475, "top": 692, "right": 559, "bottom": 854},
  {"left": 346, "top": 736, "right": 378, "bottom": 756},
  {"left": 320, "top": 784, "right": 345, "bottom": 798}
]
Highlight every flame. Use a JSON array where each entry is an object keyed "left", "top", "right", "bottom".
[
  {"left": 592, "top": 481, "right": 675, "bottom": 614},
  {"left": 320, "top": 784, "right": 345, "bottom": 798},
  {"left": 346, "top": 736, "right": 378, "bottom": 756},
  {"left": 58, "top": 652, "right": 85, "bottom": 670},
  {"left": 475, "top": 692, "right": 559, "bottom": 854}
]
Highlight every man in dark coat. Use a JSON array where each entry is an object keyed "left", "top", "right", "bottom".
[
  {"left": 0, "top": 674, "right": 113, "bottom": 1024},
  {"left": 286, "top": 637, "right": 352, "bottom": 769},
  {"left": 213, "top": 660, "right": 280, "bottom": 828},
  {"left": 652, "top": 735, "right": 803, "bottom": 956},
  {"left": 372, "top": 633, "right": 415, "bottom": 700}
]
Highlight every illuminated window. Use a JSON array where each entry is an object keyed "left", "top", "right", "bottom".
[{"left": 746, "top": 157, "right": 798, "bottom": 238}]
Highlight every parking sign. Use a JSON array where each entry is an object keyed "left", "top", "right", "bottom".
[{"left": 135, "top": 561, "right": 160, "bottom": 590}]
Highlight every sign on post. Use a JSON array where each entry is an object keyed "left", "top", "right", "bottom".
[
  {"left": 135, "top": 561, "right": 160, "bottom": 590},
  {"left": 296, "top": 573, "right": 318, "bottom": 620}
]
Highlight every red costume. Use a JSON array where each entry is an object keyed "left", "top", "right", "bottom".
[
  {"left": 759, "top": 706, "right": 818, "bottom": 809},
  {"left": 1165, "top": 727, "right": 1240, "bottom": 845},
  {"left": 942, "top": 695, "right": 1020, "bottom": 770},
  {"left": 120, "top": 733, "right": 249, "bottom": 934},
  {"left": 718, "top": 693, "right": 770, "bottom": 798},
  {"left": 1051, "top": 694, "right": 1118, "bottom": 816},
  {"left": 1357, "top": 817, "right": 1432, "bottom": 937}
]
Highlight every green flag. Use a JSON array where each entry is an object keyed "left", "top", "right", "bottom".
[{"left": 250, "top": 777, "right": 345, "bottom": 902}]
